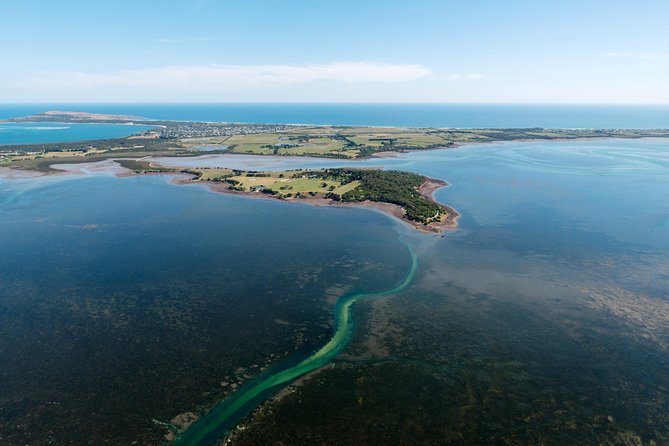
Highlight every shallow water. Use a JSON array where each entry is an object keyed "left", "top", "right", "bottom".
[
  {"left": 154, "top": 138, "right": 669, "bottom": 250},
  {"left": 1, "top": 137, "right": 668, "bottom": 444},
  {"left": 0, "top": 172, "right": 411, "bottom": 445},
  {"left": 166, "top": 138, "right": 669, "bottom": 444}
]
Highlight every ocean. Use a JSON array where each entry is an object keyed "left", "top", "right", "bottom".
[
  {"left": 1, "top": 103, "right": 669, "bottom": 128},
  {"left": 0, "top": 122, "right": 157, "bottom": 145}
]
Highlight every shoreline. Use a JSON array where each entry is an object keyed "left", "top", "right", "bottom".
[
  {"left": 170, "top": 172, "right": 458, "bottom": 234},
  {"left": 1, "top": 158, "right": 458, "bottom": 234},
  {"left": 10, "top": 131, "right": 662, "bottom": 233},
  {"left": 10, "top": 125, "right": 603, "bottom": 235}
]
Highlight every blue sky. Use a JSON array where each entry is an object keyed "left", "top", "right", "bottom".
[{"left": 1, "top": 0, "right": 668, "bottom": 103}]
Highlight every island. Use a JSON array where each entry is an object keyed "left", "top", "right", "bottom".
[
  {"left": 6, "top": 110, "right": 146, "bottom": 123},
  {"left": 117, "top": 160, "right": 458, "bottom": 232}
]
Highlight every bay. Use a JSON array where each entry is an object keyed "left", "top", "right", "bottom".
[{"left": 1, "top": 119, "right": 668, "bottom": 444}]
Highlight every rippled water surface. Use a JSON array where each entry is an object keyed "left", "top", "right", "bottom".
[
  {"left": 1, "top": 137, "right": 668, "bottom": 444},
  {"left": 158, "top": 138, "right": 669, "bottom": 444}
]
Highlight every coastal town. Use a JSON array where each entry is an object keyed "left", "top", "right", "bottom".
[
  {"left": 4, "top": 111, "right": 669, "bottom": 166},
  {"left": 156, "top": 121, "right": 296, "bottom": 139},
  {"left": 0, "top": 112, "right": 299, "bottom": 162}
]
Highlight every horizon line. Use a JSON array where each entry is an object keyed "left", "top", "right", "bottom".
[{"left": 2, "top": 102, "right": 669, "bottom": 106}]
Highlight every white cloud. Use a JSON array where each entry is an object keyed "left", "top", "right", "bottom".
[
  {"left": 445, "top": 73, "right": 484, "bottom": 81},
  {"left": 27, "top": 62, "right": 433, "bottom": 91},
  {"left": 605, "top": 52, "right": 669, "bottom": 60}
]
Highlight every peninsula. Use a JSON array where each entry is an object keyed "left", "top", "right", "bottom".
[
  {"left": 3, "top": 111, "right": 669, "bottom": 164},
  {"left": 119, "top": 160, "right": 458, "bottom": 232}
]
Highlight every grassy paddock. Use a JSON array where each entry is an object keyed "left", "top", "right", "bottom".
[
  {"left": 221, "top": 170, "right": 360, "bottom": 197},
  {"left": 5, "top": 126, "right": 669, "bottom": 170}
]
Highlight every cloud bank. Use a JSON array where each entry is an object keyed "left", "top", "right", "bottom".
[{"left": 29, "top": 62, "right": 433, "bottom": 90}]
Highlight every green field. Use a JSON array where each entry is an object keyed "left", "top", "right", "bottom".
[
  {"left": 179, "top": 167, "right": 450, "bottom": 225},
  {"left": 5, "top": 125, "right": 669, "bottom": 172},
  {"left": 184, "top": 126, "right": 629, "bottom": 159},
  {"left": 191, "top": 168, "right": 235, "bottom": 181},
  {"left": 116, "top": 163, "right": 448, "bottom": 226},
  {"left": 219, "top": 131, "right": 355, "bottom": 157},
  {"left": 181, "top": 127, "right": 458, "bottom": 158},
  {"left": 222, "top": 170, "right": 360, "bottom": 198}
]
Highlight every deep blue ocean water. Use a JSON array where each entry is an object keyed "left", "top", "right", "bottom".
[
  {"left": 0, "top": 122, "right": 156, "bottom": 145},
  {"left": 1, "top": 103, "right": 668, "bottom": 128}
]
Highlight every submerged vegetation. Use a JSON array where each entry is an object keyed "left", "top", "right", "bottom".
[
  {"left": 3, "top": 113, "right": 669, "bottom": 445},
  {"left": 0, "top": 176, "right": 412, "bottom": 445}
]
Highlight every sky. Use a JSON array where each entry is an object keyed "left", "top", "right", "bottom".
[{"left": 1, "top": 0, "right": 668, "bottom": 103}]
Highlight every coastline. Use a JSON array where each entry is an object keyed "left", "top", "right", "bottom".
[
  {"left": 12, "top": 130, "right": 660, "bottom": 234},
  {"left": 171, "top": 172, "right": 458, "bottom": 234},
  {"left": 1, "top": 158, "right": 459, "bottom": 234}
]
